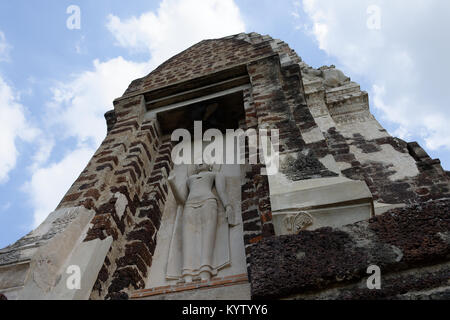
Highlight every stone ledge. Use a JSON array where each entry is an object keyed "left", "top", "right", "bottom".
[
  {"left": 269, "top": 176, "right": 373, "bottom": 232},
  {"left": 131, "top": 274, "right": 248, "bottom": 299}
]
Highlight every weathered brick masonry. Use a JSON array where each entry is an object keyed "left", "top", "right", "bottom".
[
  {"left": 56, "top": 33, "right": 305, "bottom": 299},
  {"left": 250, "top": 199, "right": 450, "bottom": 300},
  {"left": 325, "top": 128, "right": 450, "bottom": 204},
  {"left": 100, "top": 32, "right": 336, "bottom": 298},
  {"left": 1, "top": 32, "right": 449, "bottom": 300},
  {"left": 54, "top": 92, "right": 175, "bottom": 299}
]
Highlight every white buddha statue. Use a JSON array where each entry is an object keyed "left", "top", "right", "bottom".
[{"left": 166, "top": 164, "right": 238, "bottom": 283}]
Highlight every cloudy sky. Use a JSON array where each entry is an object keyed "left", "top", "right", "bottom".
[{"left": 0, "top": 0, "right": 449, "bottom": 248}]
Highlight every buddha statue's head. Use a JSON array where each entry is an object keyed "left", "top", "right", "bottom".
[{"left": 194, "top": 164, "right": 212, "bottom": 174}]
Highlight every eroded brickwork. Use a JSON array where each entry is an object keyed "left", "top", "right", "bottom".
[
  {"left": 2, "top": 32, "right": 449, "bottom": 301},
  {"left": 84, "top": 131, "right": 174, "bottom": 299},
  {"left": 58, "top": 32, "right": 310, "bottom": 299},
  {"left": 102, "top": 140, "right": 174, "bottom": 299},
  {"left": 324, "top": 127, "right": 450, "bottom": 204},
  {"left": 123, "top": 34, "right": 275, "bottom": 97},
  {"left": 51, "top": 93, "right": 175, "bottom": 299},
  {"left": 249, "top": 198, "right": 450, "bottom": 300},
  {"left": 300, "top": 63, "right": 450, "bottom": 207}
]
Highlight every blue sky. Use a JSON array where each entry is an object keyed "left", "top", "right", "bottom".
[{"left": 0, "top": 0, "right": 449, "bottom": 248}]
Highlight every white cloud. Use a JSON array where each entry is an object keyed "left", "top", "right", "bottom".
[
  {"left": 28, "top": 138, "right": 55, "bottom": 172},
  {"left": 48, "top": 57, "right": 149, "bottom": 146},
  {"left": 0, "top": 75, "right": 39, "bottom": 183},
  {"left": 302, "top": 0, "right": 450, "bottom": 153},
  {"left": 49, "top": 0, "right": 245, "bottom": 148},
  {"left": 26, "top": 57, "right": 149, "bottom": 226},
  {"left": 291, "top": 1, "right": 305, "bottom": 30},
  {"left": 49, "top": 0, "right": 245, "bottom": 150},
  {"left": 106, "top": 0, "right": 245, "bottom": 67},
  {"left": 0, "top": 31, "right": 11, "bottom": 62},
  {"left": 26, "top": 0, "right": 246, "bottom": 227},
  {"left": 75, "top": 35, "right": 86, "bottom": 55},
  {"left": 23, "top": 147, "right": 95, "bottom": 227}
]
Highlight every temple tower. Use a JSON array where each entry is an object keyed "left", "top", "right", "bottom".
[{"left": 1, "top": 33, "right": 449, "bottom": 300}]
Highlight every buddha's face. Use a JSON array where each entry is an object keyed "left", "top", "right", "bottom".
[{"left": 194, "top": 164, "right": 211, "bottom": 174}]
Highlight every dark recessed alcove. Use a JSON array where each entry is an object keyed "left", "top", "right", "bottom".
[{"left": 157, "top": 90, "right": 245, "bottom": 135}]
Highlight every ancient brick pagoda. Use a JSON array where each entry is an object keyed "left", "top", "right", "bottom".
[{"left": 1, "top": 32, "right": 449, "bottom": 300}]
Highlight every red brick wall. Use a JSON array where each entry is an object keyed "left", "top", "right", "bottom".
[
  {"left": 53, "top": 33, "right": 450, "bottom": 300},
  {"left": 124, "top": 36, "right": 274, "bottom": 97}
]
